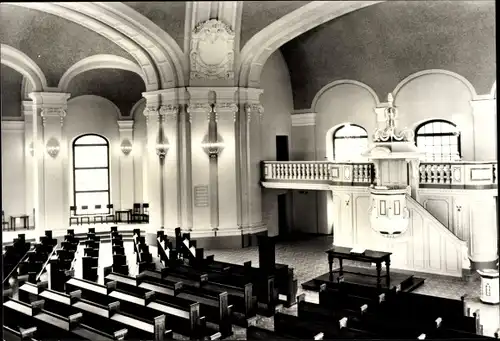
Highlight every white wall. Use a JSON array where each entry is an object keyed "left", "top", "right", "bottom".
[
  {"left": 260, "top": 50, "right": 294, "bottom": 236},
  {"left": 65, "top": 95, "right": 121, "bottom": 212},
  {"left": 395, "top": 73, "right": 475, "bottom": 160},
  {"left": 1, "top": 122, "right": 26, "bottom": 217}
]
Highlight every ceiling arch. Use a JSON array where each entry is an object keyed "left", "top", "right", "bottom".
[
  {"left": 392, "top": 69, "right": 478, "bottom": 100},
  {"left": 311, "top": 79, "right": 380, "bottom": 111},
  {"left": 9, "top": 2, "right": 161, "bottom": 90},
  {"left": 58, "top": 54, "right": 146, "bottom": 92},
  {"left": 0, "top": 44, "right": 47, "bottom": 92},
  {"left": 238, "top": 1, "right": 382, "bottom": 87}
]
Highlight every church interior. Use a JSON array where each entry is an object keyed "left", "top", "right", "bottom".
[{"left": 1, "top": 1, "right": 499, "bottom": 340}]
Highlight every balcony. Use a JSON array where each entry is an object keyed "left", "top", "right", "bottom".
[{"left": 261, "top": 161, "right": 497, "bottom": 190}]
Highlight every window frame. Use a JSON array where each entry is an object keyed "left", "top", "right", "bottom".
[
  {"left": 72, "top": 134, "right": 111, "bottom": 215},
  {"left": 415, "top": 119, "right": 461, "bottom": 162},
  {"left": 332, "top": 124, "right": 369, "bottom": 161}
]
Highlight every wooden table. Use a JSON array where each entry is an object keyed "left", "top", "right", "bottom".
[
  {"left": 10, "top": 215, "right": 29, "bottom": 230},
  {"left": 325, "top": 246, "right": 392, "bottom": 288}
]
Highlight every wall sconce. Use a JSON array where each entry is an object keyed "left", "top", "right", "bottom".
[
  {"left": 29, "top": 142, "right": 34, "bottom": 157},
  {"left": 120, "top": 138, "right": 133, "bottom": 156},
  {"left": 201, "top": 133, "right": 225, "bottom": 158},
  {"left": 46, "top": 137, "right": 60, "bottom": 158},
  {"left": 155, "top": 120, "right": 169, "bottom": 160}
]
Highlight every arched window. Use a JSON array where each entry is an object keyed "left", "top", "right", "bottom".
[
  {"left": 333, "top": 124, "right": 368, "bottom": 161},
  {"left": 415, "top": 120, "right": 461, "bottom": 161},
  {"left": 73, "top": 134, "right": 110, "bottom": 215}
]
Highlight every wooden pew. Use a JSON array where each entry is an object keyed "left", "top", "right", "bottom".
[
  {"left": 142, "top": 265, "right": 258, "bottom": 325},
  {"left": 3, "top": 297, "right": 88, "bottom": 340},
  {"left": 104, "top": 274, "right": 220, "bottom": 339}
]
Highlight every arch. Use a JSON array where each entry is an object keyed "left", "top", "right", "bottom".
[
  {"left": 239, "top": 1, "right": 383, "bottom": 87},
  {"left": 311, "top": 80, "right": 380, "bottom": 111},
  {"left": 59, "top": 54, "right": 147, "bottom": 92},
  {"left": 94, "top": 2, "right": 187, "bottom": 87},
  {"left": 490, "top": 81, "right": 496, "bottom": 99},
  {"left": 392, "top": 69, "right": 478, "bottom": 100},
  {"left": 130, "top": 98, "right": 146, "bottom": 118},
  {"left": 11, "top": 2, "right": 161, "bottom": 90},
  {"left": 68, "top": 95, "right": 122, "bottom": 119},
  {"left": 1, "top": 44, "right": 48, "bottom": 91},
  {"left": 414, "top": 119, "right": 461, "bottom": 161},
  {"left": 325, "top": 122, "right": 366, "bottom": 162}
]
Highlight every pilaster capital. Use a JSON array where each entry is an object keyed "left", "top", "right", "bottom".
[
  {"left": 159, "top": 104, "right": 179, "bottom": 121},
  {"left": 40, "top": 107, "right": 67, "bottom": 127},
  {"left": 117, "top": 120, "right": 134, "bottom": 132},
  {"left": 28, "top": 92, "right": 70, "bottom": 107},
  {"left": 239, "top": 87, "right": 263, "bottom": 104},
  {"left": 244, "top": 102, "right": 264, "bottom": 122},
  {"left": 215, "top": 102, "right": 238, "bottom": 122}
]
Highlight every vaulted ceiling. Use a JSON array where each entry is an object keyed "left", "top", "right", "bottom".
[
  {"left": 1, "top": 1, "right": 496, "bottom": 117},
  {"left": 280, "top": 1, "right": 496, "bottom": 109}
]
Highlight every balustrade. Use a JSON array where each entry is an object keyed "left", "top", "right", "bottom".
[{"left": 262, "top": 160, "right": 497, "bottom": 189}]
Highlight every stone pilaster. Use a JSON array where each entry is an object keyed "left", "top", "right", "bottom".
[
  {"left": 213, "top": 88, "right": 239, "bottom": 234},
  {"left": 468, "top": 193, "right": 498, "bottom": 267},
  {"left": 117, "top": 120, "right": 134, "bottom": 210},
  {"left": 470, "top": 98, "right": 496, "bottom": 161},
  {"left": 28, "top": 92, "right": 71, "bottom": 234},
  {"left": 142, "top": 91, "right": 162, "bottom": 233},
  {"left": 186, "top": 88, "right": 212, "bottom": 235},
  {"left": 238, "top": 88, "right": 265, "bottom": 232},
  {"left": 23, "top": 101, "right": 34, "bottom": 226}
]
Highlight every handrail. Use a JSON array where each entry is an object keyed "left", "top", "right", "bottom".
[
  {"left": 69, "top": 242, "right": 80, "bottom": 272},
  {"left": 2, "top": 244, "right": 35, "bottom": 285},
  {"left": 36, "top": 244, "right": 59, "bottom": 282}
]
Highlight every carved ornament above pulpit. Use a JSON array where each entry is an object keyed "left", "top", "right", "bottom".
[{"left": 190, "top": 19, "right": 235, "bottom": 81}]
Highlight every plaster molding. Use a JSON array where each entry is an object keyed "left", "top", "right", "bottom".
[
  {"left": 159, "top": 104, "right": 179, "bottom": 121},
  {"left": 213, "top": 87, "right": 239, "bottom": 102},
  {"left": 28, "top": 92, "right": 71, "bottom": 107},
  {"left": 117, "top": 120, "right": 134, "bottom": 131},
  {"left": 238, "top": 1, "right": 382, "bottom": 87},
  {"left": 291, "top": 113, "right": 316, "bottom": 127},
  {"left": 311, "top": 80, "right": 380, "bottom": 111},
  {"left": 130, "top": 98, "right": 146, "bottom": 118},
  {"left": 11, "top": 2, "right": 160, "bottom": 91},
  {"left": 95, "top": 2, "right": 186, "bottom": 86},
  {"left": 1, "top": 121, "right": 25, "bottom": 132},
  {"left": 190, "top": 19, "right": 235, "bottom": 80},
  {"left": 392, "top": 69, "right": 479, "bottom": 100},
  {"left": 58, "top": 55, "right": 147, "bottom": 92},
  {"left": 418, "top": 188, "right": 498, "bottom": 197},
  {"left": 1, "top": 44, "right": 48, "bottom": 92}
]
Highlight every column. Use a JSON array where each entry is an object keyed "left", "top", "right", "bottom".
[
  {"left": 117, "top": 120, "right": 134, "bottom": 210},
  {"left": 471, "top": 98, "right": 496, "bottom": 161},
  {"left": 178, "top": 93, "right": 193, "bottom": 231},
  {"left": 23, "top": 101, "right": 34, "bottom": 227},
  {"left": 187, "top": 88, "right": 212, "bottom": 236},
  {"left": 214, "top": 88, "right": 239, "bottom": 234},
  {"left": 29, "top": 92, "right": 71, "bottom": 234},
  {"left": 468, "top": 194, "right": 498, "bottom": 268},
  {"left": 238, "top": 88, "right": 265, "bottom": 232},
  {"left": 142, "top": 92, "right": 162, "bottom": 234},
  {"left": 158, "top": 89, "right": 183, "bottom": 232}
]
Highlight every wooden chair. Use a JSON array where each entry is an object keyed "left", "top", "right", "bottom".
[
  {"left": 131, "top": 203, "right": 142, "bottom": 223},
  {"left": 105, "top": 204, "right": 115, "bottom": 223},
  {"left": 142, "top": 203, "right": 149, "bottom": 223},
  {"left": 2, "top": 210, "right": 9, "bottom": 230},
  {"left": 80, "top": 206, "right": 90, "bottom": 224},
  {"left": 93, "top": 205, "right": 105, "bottom": 224},
  {"left": 69, "top": 206, "right": 79, "bottom": 226}
]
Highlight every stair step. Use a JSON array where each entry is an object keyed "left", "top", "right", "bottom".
[{"left": 402, "top": 277, "right": 426, "bottom": 292}]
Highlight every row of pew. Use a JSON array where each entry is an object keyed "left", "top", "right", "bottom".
[
  {"left": 3, "top": 233, "right": 32, "bottom": 284},
  {"left": 157, "top": 229, "right": 298, "bottom": 314},
  {"left": 249, "top": 283, "right": 500, "bottom": 340}
]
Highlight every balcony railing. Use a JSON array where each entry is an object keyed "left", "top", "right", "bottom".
[{"left": 261, "top": 161, "right": 497, "bottom": 189}]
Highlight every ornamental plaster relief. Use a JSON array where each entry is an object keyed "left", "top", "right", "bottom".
[{"left": 190, "top": 19, "right": 235, "bottom": 81}]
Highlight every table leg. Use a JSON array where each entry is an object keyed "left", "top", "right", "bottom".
[
  {"left": 339, "top": 258, "right": 344, "bottom": 276},
  {"left": 328, "top": 253, "right": 334, "bottom": 280},
  {"left": 376, "top": 262, "right": 382, "bottom": 288},
  {"left": 10, "top": 217, "right": 15, "bottom": 231}
]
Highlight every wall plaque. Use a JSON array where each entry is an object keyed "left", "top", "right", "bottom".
[{"left": 194, "top": 185, "right": 209, "bottom": 207}]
